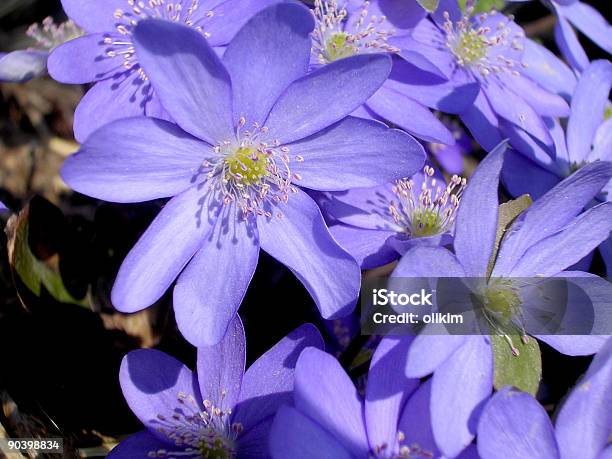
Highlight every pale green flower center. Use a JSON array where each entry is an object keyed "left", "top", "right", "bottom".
[
  {"left": 483, "top": 279, "right": 521, "bottom": 322},
  {"left": 224, "top": 147, "right": 268, "bottom": 186},
  {"left": 390, "top": 166, "right": 466, "bottom": 238},
  {"left": 201, "top": 118, "right": 304, "bottom": 219},
  {"left": 148, "top": 391, "right": 242, "bottom": 459},
  {"left": 453, "top": 28, "right": 489, "bottom": 65},
  {"left": 312, "top": 0, "right": 399, "bottom": 65},
  {"left": 442, "top": 8, "right": 526, "bottom": 78},
  {"left": 325, "top": 32, "right": 357, "bottom": 62}
]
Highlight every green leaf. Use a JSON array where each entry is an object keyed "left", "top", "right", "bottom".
[
  {"left": 487, "top": 194, "right": 532, "bottom": 277},
  {"left": 458, "top": 0, "right": 506, "bottom": 13},
  {"left": 491, "top": 334, "right": 542, "bottom": 395},
  {"left": 417, "top": 0, "right": 440, "bottom": 13},
  {"left": 349, "top": 348, "right": 373, "bottom": 371},
  {"left": 6, "top": 202, "right": 88, "bottom": 307}
]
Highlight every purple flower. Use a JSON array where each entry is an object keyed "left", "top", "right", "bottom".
[
  {"left": 315, "top": 165, "right": 467, "bottom": 269},
  {"left": 390, "top": 142, "right": 612, "bottom": 457},
  {"left": 309, "top": 0, "right": 480, "bottom": 144},
  {"left": 402, "top": 1, "right": 570, "bottom": 152},
  {"left": 0, "top": 17, "right": 82, "bottom": 83},
  {"left": 47, "top": 0, "right": 288, "bottom": 142},
  {"left": 109, "top": 317, "right": 323, "bottom": 458},
  {"left": 552, "top": 1, "right": 612, "bottom": 72},
  {"left": 503, "top": 60, "right": 612, "bottom": 274},
  {"left": 269, "top": 336, "right": 480, "bottom": 458},
  {"left": 476, "top": 338, "right": 612, "bottom": 459},
  {"left": 428, "top": 119, "right": 472, "bottom": 175},
  {"left": 509, "top": 0, "right": 611, "bottom": 72},
  {"left": 60, "top": 4, "right": 425, "bottom": 346}
]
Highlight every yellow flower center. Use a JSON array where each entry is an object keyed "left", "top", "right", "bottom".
[
  {"left": 225, "top": 147, "right": 268, "bottom": 186},
  {"left": 410, "top": 208, "right": 444, "bottom": 237},
  {"left": 325, "top": 32, "right": 356, "bottom": 62},
  {"left": 453, "top": 29, "right": 488, "bottom": 65},
  {"left": 483, "top": 280, "right": 521, "bottom": 322},
  {"left": 199, "top": 437, "right": 235, "bottom": 459}
]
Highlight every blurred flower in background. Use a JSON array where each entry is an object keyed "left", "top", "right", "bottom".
[{"left": 0, "top": 16, "right": 81, "bottom": 82}]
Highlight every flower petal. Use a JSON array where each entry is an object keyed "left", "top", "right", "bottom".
[
  {"left": 432, "top": 0, "right": 462, "bottom": 26},
  {"left": 599, "top": 237, "right": 612, "bottom": 277},
  {"left": 0, "top": 50, "right": 48, "bottom": 82},
  {"left": 119, "top": 349, "right": 200, "bottom": 439},
  {"left": 493, "top": 161, "right": 612, "bottom": 276},
  {"left": 61, "top": 117, "right": 210, "bottom": 203},
  {"left": 47, "top": 34, "right": 123, "bottom": 84},
  {"left": 174, "top": 205, "right": 259, "bottom": 346},
  {"left": 132, "top": 19, "right": 234, "bottom": 144},
  {"left": 499, "top": 74, "right": 569, "bottom": 118},
  {"left": 535, "top": 272, "right": 608, "bottom": 355},
  {"left": 73, "top": 76, "right": 168, "bottom": 143},
  {"left": 287, "top": 116, "right": 425, "bottom": 190},
  {"left": 366, "top": 336, "right": 419, "bottom": 453},
  {"left": 294, "top": 347, "right": 368, "bottom": 456},
  {"left": 397, "top": 379, "right": 441, "bottom": 457},
  {"left": 314, "top": 184, "right": 397, "bottom": 231},
  {"left": 537, "top": 335, "right": 607, "bottom": 357},
  {"left": 484, "top": 81, "right": 553, "bottom": 148},
  {"left": 477, "top": 387, "right": 558, "bottom": 459},
  {"left": 60, "top": 0, "right": 125, "bottom": 32},
  {"left": 600, "top": 446, "right": 612, "bottom": 459},
  {"left": 366, "top": 85, "right": 455, "bottom": 144},
  {"left": 520, "top": 40, "right": 576, "bottom": 99},
  {"left": 347, "top": 0, "right": 426, "bottom": 31},
  {"left": 257, "top": 189, "right": 360, "bottom": 320},
  {"left": 454, "top": 141, "right": 506, "bottom": 277},
  {"left": 457, "top": 445, "right": 481, "bottom": 459},
  {"left": 385, "top": 59, "right": 479, "bottom": 113},
  {"left": 265, "top": 54, "right": 392, "bottom": 143},
  {"left": 590, "top": 118, "right": 612, "bottom": 162},
  {"left": 554, "top": 15, "right": 589, "bottom": 73},
  {"left": 508, "top": 202, "right": 612, "bottom": 277},
  {"left": 329, "top": 224, "right": 398, "bottom": 269},
  {"left": 269, "top": 405, "right": 353, "bottom": 459},
  {"left": 558, "top": 2, "right": 612, "bottom": 53},
  {"left": 432, "top": 336, "right": 493, "bottom": 458},
  {"left": 567, "top": 60, "right": 612, "bottom": 163},
  {"left": 405, "top": 334, "right": 466, "bottom": 378},
  {"left": 111, "top": 186, "right": 213, "bottom": 313},
  {"left": 222, "top": 3, "right": 313, "bottom": 125},
  {"left": 234, "top": 418, "right": 273, "bottom": 458},
  {"left": 392, "top": 18, "right": 456, "bottom": 80},
  {"left": 107, "top": 430, "right": 171, "bottom": 459},
  {"left": 501, "top": 148, "right": 562, "bottom": 201},
  {"left": 500, "top": 118, "right": 556, "bottom": 167},
  {"left": 460, "top": 89, "right": 504, "bottom": 152},
  {"left": 234, "top": 323, "right": 324, "bottom": 432},
  {"left": 393, "top": 245, "right": 466, "bottom": 278},
  {"left": 205, "top": 0, "right": 289, "bottom": 47},
  {"left": 556, "top": 339, "right": 612, "bottom": 459},
  {"left": 196, "top": 316, "right": 246, "bottom": 413},
  {"left": 432, "top": 139, "right": 468, "bottom": 175}
]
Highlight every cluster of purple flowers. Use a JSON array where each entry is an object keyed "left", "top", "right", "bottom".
[{"left": 2, "top": 0, "right": 611, "bottom": 457}]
